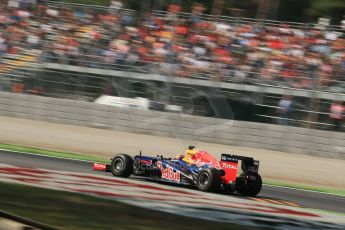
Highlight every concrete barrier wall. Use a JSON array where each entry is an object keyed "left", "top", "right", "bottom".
[{"left": 0, "top": 91, "right": 344, "bottom": 158}]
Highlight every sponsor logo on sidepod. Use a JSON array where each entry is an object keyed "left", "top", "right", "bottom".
[
  {"left": 221, "top": 162, "right": 238, "bottom": 170},
  {"left": 156, "top": 161, "right": 181, "bottom": 182},
  {"left": 93, "top": 163, "right": 106, "bottom": 170},
  {"left": 140, "top": 159, "right": 152, "bottom": 165}
]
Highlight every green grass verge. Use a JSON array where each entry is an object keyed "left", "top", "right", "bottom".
[
  {"left": 264, "top": 180, "right": 345, "bottom": 196},
  {"left": 0, "top": 182, "right": 265, "bottom": 230},
  {"left": 1, "top": 142, "right": 345, "bottom": 196}
]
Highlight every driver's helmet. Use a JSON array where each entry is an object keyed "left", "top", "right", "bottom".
[{"left": 182, "top": 145, "right": 197, "bottom": 164}]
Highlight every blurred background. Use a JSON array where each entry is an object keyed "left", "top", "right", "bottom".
[
  {"left": 0, "top": 0, "right": 344, "bottom": 131},
  {"left": 0, "top": 1, "right": 345, "bottom": 229}
]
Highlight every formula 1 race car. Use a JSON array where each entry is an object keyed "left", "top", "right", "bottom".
[{"left": 93, "top": 146, "right": 262, "bottom": 196}]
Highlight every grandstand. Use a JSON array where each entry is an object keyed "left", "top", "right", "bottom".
[{"left": 0, "top": 1, "right": 344, "bottom": 130}]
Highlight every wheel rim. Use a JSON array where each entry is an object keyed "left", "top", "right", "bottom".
[
  {"left": 198, "top": 172, "right": 210, "bottom": 187},
  {"left": 113, "top": 158, "right": 124, "bottom": 172}
]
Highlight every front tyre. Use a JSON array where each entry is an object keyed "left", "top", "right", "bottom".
[
  {"left": 111, "top": 154, "right": 134, "bottom": 178},
  {"left": 196, "top": 168, "right": 221, "bottom": 192}
]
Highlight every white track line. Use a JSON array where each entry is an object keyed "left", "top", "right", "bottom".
[
  {"left": 0, "top": 148, "right": 95, "bottom": 163},
  {"left": 263, "top": 184, "right": 345, "bottom": 197}
]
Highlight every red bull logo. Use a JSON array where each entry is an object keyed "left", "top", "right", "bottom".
[{"left": 156, "top": 161, "right": 181, "bottom": 182}]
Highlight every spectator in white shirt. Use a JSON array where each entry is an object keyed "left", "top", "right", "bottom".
[
  {"left": 277, "top": 95, "right": 293, "bottom": 126},
  {"left": 7, "top": 0, "right": 20, "bottom": 8},
  {"left": 110, "top": 0, "right": 122, "bottom": 13},
  {"left": 341, "top": 16, "right": 345, "bottom": 31}
]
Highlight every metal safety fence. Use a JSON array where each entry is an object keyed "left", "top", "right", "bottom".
[{"left": 0, "top": 62, "right": 344, "bottom": 131}]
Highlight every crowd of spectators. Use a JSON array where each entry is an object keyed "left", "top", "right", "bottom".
[{"left": 0, "top": 0, "right": 345, "bottom": 91}]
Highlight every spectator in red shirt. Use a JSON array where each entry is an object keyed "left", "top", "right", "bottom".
[{"left": 329, "top": 101, "right": 344, "bottom": 131}]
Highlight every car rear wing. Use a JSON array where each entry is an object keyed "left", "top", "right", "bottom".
[{"left": 221, "top": 154, "right": 259, "bottom": 173}]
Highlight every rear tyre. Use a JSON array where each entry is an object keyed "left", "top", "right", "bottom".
[
  {"left": 224, "top": 182, "right": 236, "bottom": 194},
  {"left": 237, "top": 173, "right": 262, "bottom": 196},
  {"left": 111, "top": 154, "right": 134, "bottom": 178},
  {"left": 196, "top": 168, "right": 221, "bottom": 192}
]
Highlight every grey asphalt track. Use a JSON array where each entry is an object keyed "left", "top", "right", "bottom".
[{"left": 1, "top": 150, "right": 344, "bottom": 213}]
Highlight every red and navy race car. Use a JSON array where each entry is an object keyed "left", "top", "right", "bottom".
[{"left": 93, "top": 146, "right": 262, "bottom": 196}]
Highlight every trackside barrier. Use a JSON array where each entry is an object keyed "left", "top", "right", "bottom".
[{"left": 0, "top": 91, "right": 344, "bottom": 158}]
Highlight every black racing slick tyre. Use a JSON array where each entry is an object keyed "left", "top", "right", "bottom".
[
  {"left": 110, "top": 154, "right": 134, "bottom": 178},
  {"left": 196, "top": 168, "right": 221, "bottom": 192},
  {"left": 237, "top": 173, "right": 262, "bottom": 196}
]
